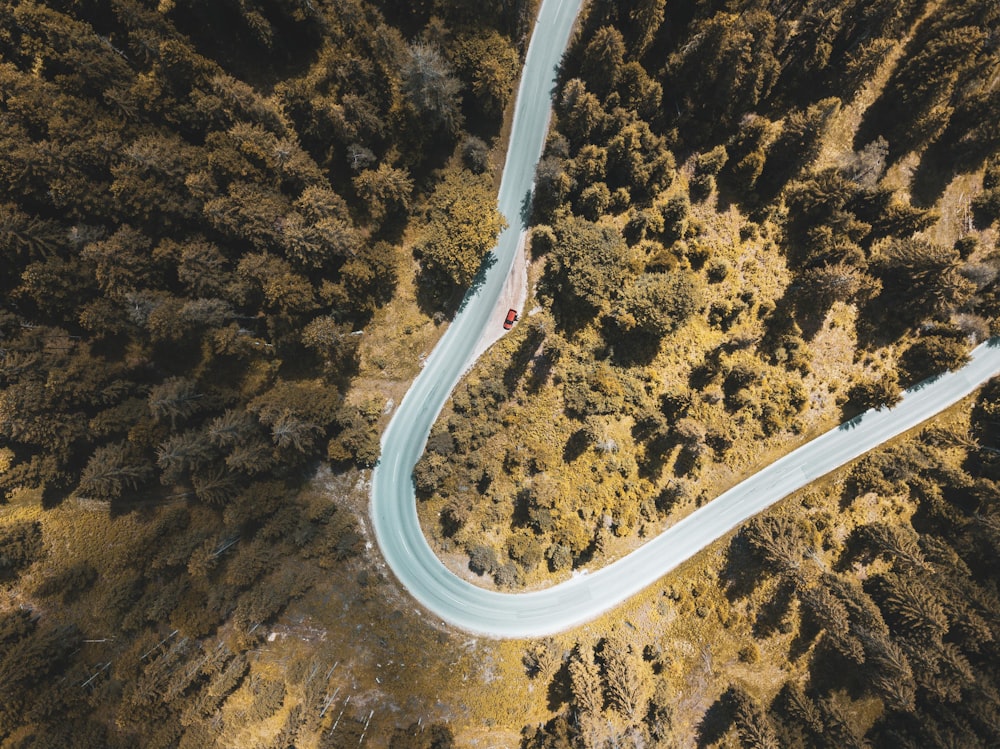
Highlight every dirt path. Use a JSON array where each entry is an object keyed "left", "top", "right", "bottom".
[{"left": 470, "top": 230, "right": 530, "bottom": 363}]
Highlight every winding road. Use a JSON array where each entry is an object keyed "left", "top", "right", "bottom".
[{"left": 369, "top": 0, "right": 1000, "bottom": 639}]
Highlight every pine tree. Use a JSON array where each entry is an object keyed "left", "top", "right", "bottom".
[
  {"left": 816, "top": 696, "right": 867, "bottom": 749},
  {"left": 401, "top": 43, "right": 463, "bottom": 135},
  {"left": 568, "top": 646, "right": 603, "bottom": 717},
  {"left": 580, "top": 26, "right": 626, "bottom": 98},
  {"left": 860, "top": 523, "right": 926, "bottom": 571},
  {"left": 880, "top": 573, "right": 949, "bottom": 643},
  {"left": 207, "top": 409, "right": 256, "bottom": 449},
  {"left": 799, "top": 582, "right": 864, "bottom": 663},
  {"left": 727, "top": 685, "right": 780, "bottom": 749},
  {"left": 779, "top": 682, "right": 824, "bottom": 742},
  {"left": 76, "top": 442, "right": 150, "bottom": 500},
  {"left": 743, "top": 515, "right": 806, "bottom": 576},
  {"left": 352, "top": 164, "right": 414, "bottom": 225},
  {"left": 156, "top": 430, "right": 214, "bottom": 484},
  {"left": 523, "top": 638, "right": 560, "bottom": 680},
  {"left": 601, "top": 637, "right": 649, "bottom": 723},
  {"left": 192, "top": 465, "right": 240, "bottom": 506},
  {"left": 148, "top": 377, "right": 203, "bottom": 428},
  {"left": 865, "top": 633, "right": 916, "bottom": 712}
]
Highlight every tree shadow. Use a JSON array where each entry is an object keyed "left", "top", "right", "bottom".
[
  {"left": 169, "top": 0, "right": 323, "bottom": 85},
  {"left": 547, "top": 294, "right": 600, "bottom": 337},
  {"left": 458, "top": 252, "right": 499, "bottom": 313},
  {"left": 721, "top": 534, "right": 762, "bottom": 603},
  {"left": 753, "top": 578, "right": 796, "bottom": 639},
  {"left": 788, "top": 611, "right": 819, "bottom": 663},
  {"left": 852, "top": 72, "right": 904, "bottom": 166},
  {"left": 525, "top": 344, "right": 560, "bottom": 394},
  {"left": 414, "top": 268, "right": 464, "bottom": 320},
  {"left": 511, "top": 488, "right": 532, "bottom": 528},
  {"left": 546, "top": 658, "right": 573, "bottom": 712},
  {"left": 605, "top": 325, "right": 664, "bottom": 367},
  {"left": 909, "top": 114, "right": 998, "bottom": 208},
  {"left": 688, "top": 362, "right": 716, "bottom": 391},
  {"left": 833, "top": 527, "right": 871, "bottom": 574},
  {"left": 636, "top": 434, "right": 672, "bottom": 482},
  {"left": 563, "top": 429, "right": 590, "bottom": 463},
  {"left": 672, "top": 446, "right": 701, "bottom": 478},
  {"left": 696, "top": 692, "right": 735, "bottom": 748},
  {"left": 805, "top": 639, "right": 867, "bottom": 698},
  {"left": 652, "top": 479, "right": 690, "bottom": 515},
  {"left": 761, "top": 289, "right": 825, "bottom": 346},
  {"left": 503, "top": 324, "right": 546, "bottom": 395},
  {"left": 414, "top": 251, "right": 499, "bottom": 319},
  {"left": 854, "top": 298, "right": 911, "bottom": 351},
  {"left": 520, "top": 188, "right": 534, "bottom": 228},
  {"left": 108, "top": 484, "right": 192, "bottom": 517},
  {"left": 837, "top": 412, "right": 865, "bottom": 432}
]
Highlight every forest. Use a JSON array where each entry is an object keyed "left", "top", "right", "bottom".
[
  {"left": 0, "top": 0, "right": 522, "bottom": 745},
  {"left": 1, "top": 0, "right": 999, "bottom": 746}
]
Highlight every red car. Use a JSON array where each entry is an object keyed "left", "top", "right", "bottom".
[{"left": 503, "top": 308, "right": 518, "bottom": 329}]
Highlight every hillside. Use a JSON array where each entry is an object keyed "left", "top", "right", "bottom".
[
  {"left": 1, "top": 0, "right": 999, "bottom": 746},
  {"left": 413, "top": 0, "right": 1000, "bottom": 744},
  {"left": 418, "top": 0, "right": 1000, "bottom": 590}
]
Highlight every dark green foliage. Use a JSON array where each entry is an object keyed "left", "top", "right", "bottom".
[
  {"left": 0, "top": 621, "right": 80, "bottom": 734},
  {"left": 452, "top": 30, "right": 520, "bottom": 118},
  {"left": 0, "top": 521, "right": 43, "bottom": 579},
  {"left": 757, "top": 98, "right": 840, "bottom": 199},
  {"left": 530, "top": 1, "right": 998, "bottom": 745},
  {"left": 842, "top": 372, "right": 901, "bottom": 417},
  {"left": 0, "top": 0, "right": 525, "bottom": 514},
  {"left": 899, "top": 332, "right": 971, "bottom": 385},
  {"left": 543, "top": 216, "right": 629, "bottom": 314},
  {"left": 872, "top": 239, "right": 975, "bottom": 330},
  {"left": 416, "top": 166, "right": 506, "bottom": 293},
  {"left": 664, "top": 10, "right": 780, "bottom": 147},
  {"left": 402, "top": 43, "right": 464, "bottom": 136},
  {"left": 0, "top": 1, "right": 525, "bottom": 744},
  {"left": 741, "top": 396, "right": 1000, "bottom": 747},
  {"left": 619, "top": 273, "right": 700, "bottom": 338}
]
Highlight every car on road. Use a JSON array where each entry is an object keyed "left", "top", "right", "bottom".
[{"left": 503, "top": 309, "right": 518, "bottom": 329}]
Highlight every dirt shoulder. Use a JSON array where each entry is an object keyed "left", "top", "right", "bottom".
[{"left": 471, "top": 230, "right": 530, "bottom": 364}]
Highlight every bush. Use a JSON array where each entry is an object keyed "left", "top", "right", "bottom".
[
  {"left": 460, "top": 136, "right": 491, "bottom": 174},
  {"left": 577, "top": 182, "right": 611, "bottom": 220},
  {"left": 659, "top": 194, "right": 690, "bottom": 243},
  {"left": 546, "top": 543, "right": 572, "bottom": 571},
  {"left": 696, "top": 146, "right": 728, "bottom": 176},
  {"left": 493, "top": 562, "right": 520, "bottom": 588},
  {"left": 468, "top": 544, "right": 497, "bottom": 576},
  {"left": 899, "top": 334, "right": 969, "bottom": 385},
  {"left": 738, "top": 643, "right": 760, "bottom": 664},
  {"left": 706, "top": 259, "right": 731, "bottom": 283}
]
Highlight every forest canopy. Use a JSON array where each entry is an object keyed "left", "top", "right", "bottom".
[{"left": 0, "top": 0, "right": 524, "bottom": 744}]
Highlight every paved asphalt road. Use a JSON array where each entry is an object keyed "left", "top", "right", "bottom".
[{"left": 369, "top": 0, "right": 1000, "bottom": 638}]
